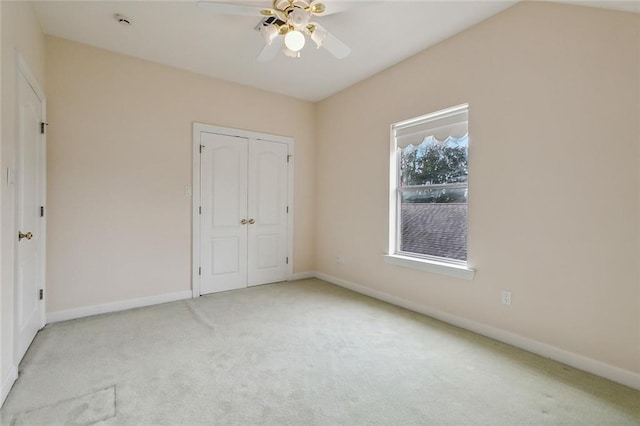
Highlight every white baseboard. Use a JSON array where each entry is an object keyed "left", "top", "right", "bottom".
[
  {"left": 314, "top": 272, "right": 640, "bottom": 391},
  {"left": 0, "top": 365, "right": 18, "bottom": 408},
  {"left": 47, "top": 290, "right": 193, "bottom": 324},
  {"left": 290, "top": 271, "right": 316, "bottom": 281}
]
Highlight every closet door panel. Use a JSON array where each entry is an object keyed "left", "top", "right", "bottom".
[
  {"left": 247, "top": 139, "right": 289, "bottom": 286},
  {"left": 200, "top": 133, "right": 248, "bottom": 294}
]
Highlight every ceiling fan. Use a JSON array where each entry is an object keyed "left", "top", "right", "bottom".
[{"left": 198, "top": 0, "right": 352, "bottom": 61}]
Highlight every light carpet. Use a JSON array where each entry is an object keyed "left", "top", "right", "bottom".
[{"left": 1, "top": 279, "right": 638, "bottom": 425}]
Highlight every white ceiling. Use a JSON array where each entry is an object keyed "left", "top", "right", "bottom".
[{"left": 32, "top": 0, "right": 639, "bottom": 102}]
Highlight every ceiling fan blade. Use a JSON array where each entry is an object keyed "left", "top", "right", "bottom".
[
  {"left": 315, "top": 4, "right": 348, "bottom": 16},
  {"left": 257, "top": 37, "right": 284, "bottom": 62},
  {"left": 323, "top": 31, "right": 351, "bottom": 59},
  {"left": 197, "top": 1, "right": 265, "bottom": 16},
  {"left": 311, "top": 23, "right": 350, "bottom": 59}
]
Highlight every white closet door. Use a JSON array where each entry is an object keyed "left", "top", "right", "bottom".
[
  {"left": 16, "top": 68, "right": 45, "bottom": 362},
  {"left": 200, "top": 133, "right": 248, "bottom": 294},
  {"left": 247, "top": 139, "right": 289, "bottom": 286}
]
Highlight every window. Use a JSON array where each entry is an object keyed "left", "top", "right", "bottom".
[{"left": 386, "top": 104, "right": 474, "bottom": 279}]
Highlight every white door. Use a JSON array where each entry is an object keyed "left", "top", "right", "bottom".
[
  {"left": 199, "top": 132, "right": 289, "bottom": 295},
  {"left": 15, "top": 67, "right": 45, "bottom": 362},
  {"left": 200, "top": 133, "right": 248, "bottom": 294},
  {"left": 247, "top": 140, "right": 288, "bottom": 286}
]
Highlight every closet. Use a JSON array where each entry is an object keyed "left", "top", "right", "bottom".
[{"left": 194, "top": 127, "right": 292, "bottom": 295}]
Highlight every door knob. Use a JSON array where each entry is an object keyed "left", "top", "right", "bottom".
[
  {"left": 18, "top": 231, "right": 33, "bottom": 241},
  {"left": 248, "top": 219, "right": 255, "bottom": 225},
  {"left": 240, "top": 219, "right": 248, "bottom": 225}
]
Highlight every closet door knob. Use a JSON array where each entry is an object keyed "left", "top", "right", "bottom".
[
  {"left": 248, "top": 219, "right": 255, "bottom": 225},
  {"left": 240, "top": 219, "right": 248, "bottom": 225}
]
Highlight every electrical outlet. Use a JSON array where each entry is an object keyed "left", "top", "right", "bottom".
[
  {"left": 335, "top": 256, "right": 345, "bottom": 264},
  {"left": 501, "top": 291, "right": 512, "bottom": 305}
]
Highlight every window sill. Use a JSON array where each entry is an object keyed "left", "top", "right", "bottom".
[{"left": 383, "top": 254, "right": 475, "bottom": 280}]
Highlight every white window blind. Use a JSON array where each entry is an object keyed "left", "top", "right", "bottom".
[{"left": 394, "top": 107, "right": 468, "bottom": 148}]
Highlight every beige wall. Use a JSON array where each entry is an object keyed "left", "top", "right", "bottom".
[
  {"left": 316, "top": 2, "right": 640, "bottom": 374},
  {"left": 1, "top": 0, "right": 45, "bottom": 397},
  {"left": 45, "top": 37, "right": 316, "bottom": 313}
]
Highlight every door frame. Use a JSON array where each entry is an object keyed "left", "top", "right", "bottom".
[
  {"left": 14, "top": 53, "right": 47, "bottom": 362},
  {"left": 191, "top": 123, "right": 294, "bottom": 298}
]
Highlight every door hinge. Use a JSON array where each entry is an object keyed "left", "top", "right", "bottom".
[
  {"left": 40, "top": 206, "right": 44, "bottom": 217},
  {"left": 286, "top": 257, "right": 289, "bottom": 264},
  {"left": 199, "top": 144, "right": 204, "bottom": 154},
  {"left": 287, "top": 155, "right": 292, "bottom": 163},
  {"left": 199, "top": 206, "right": 202, "bottom": 215},
  {"left": 39, "top": 289, "right": 43, "bottom": 300},
  {"left": 286, "top": 206, "right": 289, "bottom": 214},
  {"left": 40, "top": 122, "right": 48, "bottom": 134},
  {"left": 198, "top": 267, "right": 201, "bottom": 276}
]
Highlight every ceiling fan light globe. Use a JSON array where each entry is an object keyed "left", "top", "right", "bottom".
[
  {"left": 284, "top": 30, "right": 306, "bottom": 52},
  {"left": 261, "top": 24, "right": 279, "bottom": 45},
  {"left": 310, "top": 23, "right": 328, "bottom": 48},
  {"left": 289, "top": 7, "right": 310, "bottom": 30}
]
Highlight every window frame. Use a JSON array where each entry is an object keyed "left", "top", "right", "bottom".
[{"left": 386, "top": 104, "right": 475, "bottom": 280}]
